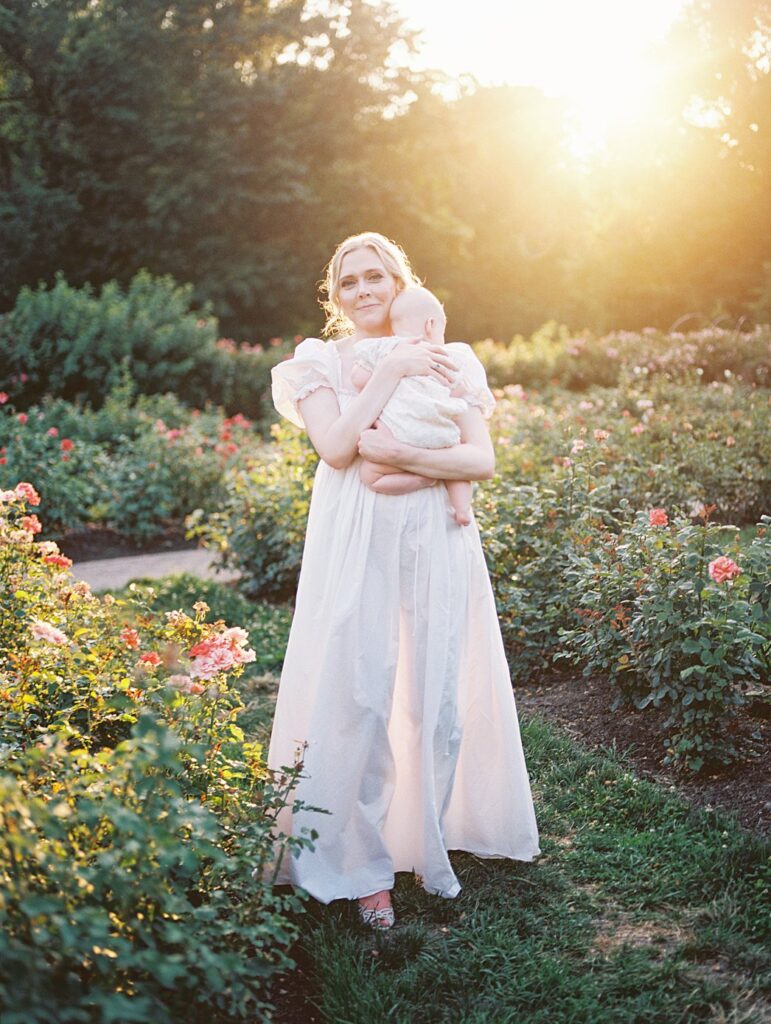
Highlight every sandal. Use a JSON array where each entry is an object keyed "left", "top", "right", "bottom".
[{"left": 357, "top": 904, "right": 396, "bottom": 930}]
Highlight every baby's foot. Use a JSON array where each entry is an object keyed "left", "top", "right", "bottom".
[{"left": 450, "top": 506, "right": 472, "bottom": 527}]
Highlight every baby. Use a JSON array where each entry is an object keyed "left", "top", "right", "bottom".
[{"left": 351, "top": 286, "right": 474, "bottom": 526}]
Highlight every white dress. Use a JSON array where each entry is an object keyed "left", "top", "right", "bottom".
[
  {"left": 352, "top": 335, "right": 468, "bottom": 447},
  {"left": 268, "top": 337, "right": 540, "bottom": 903}
]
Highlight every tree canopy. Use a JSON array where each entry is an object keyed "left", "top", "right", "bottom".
[{"left": 1, "top": 0, "right": 769, "bottom": 339}]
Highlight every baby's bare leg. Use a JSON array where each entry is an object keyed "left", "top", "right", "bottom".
[
  {"left": 445, "top": 479, "right": 473, "bottom": 526},
  {"left": 371, "top": 472, "right": 437, "bottom": 494},
  {"left": 360, "top": 458, "right": 436, "bottom": 494}
]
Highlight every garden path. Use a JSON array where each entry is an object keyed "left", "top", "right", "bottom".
[{"left": 71, "top": 548, "right": 240, "bottom": 592}]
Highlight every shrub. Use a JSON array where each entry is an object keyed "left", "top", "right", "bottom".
[
  {"left": 0, "top": 273, "right": 296, "bottom": 421},
  {"left": 115, "top": 573, "right": 293, "bottom": 677},
  {"left": 0, "top": 484, "right": 316, "bottom": 1021},
  {"left": 0, "top": 385, "right": 263, "bottom": 540},
  {"left": 489, "top": 379, "right": 770, "bottom": 526},
  {"left": 474, "top": 468, "right": 614, "bottom": 683},
  {"left": 0, "top": 270, "right": 221, "bottom": 408},
  {"left": 474, "top": 323, "right": 771, "bottom": 390},
  {"left": 558, "top": 509, "right": 771, "bottom": 770},
  {"left": 187, "top": 422, "right": 318, "bottom": 600}
]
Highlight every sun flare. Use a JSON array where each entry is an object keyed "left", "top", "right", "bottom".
[{"left": 393, "top": 0, "right": 687, "bottom": 157}]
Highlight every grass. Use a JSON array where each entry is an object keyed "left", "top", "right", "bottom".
[
  {"left": 112, "top": 573, "right": 770, "bottom": 1022},
  {"left": 273, "top": 720, "right": 770, "bottom": 1023}
]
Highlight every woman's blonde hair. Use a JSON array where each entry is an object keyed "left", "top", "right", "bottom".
[{"left": 320, "top": 231, "right": 421, "bottom": 337}]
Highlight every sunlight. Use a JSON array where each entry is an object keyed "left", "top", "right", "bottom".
[{"left": 392, "top": 0, "right": 688, "bottom": 156}]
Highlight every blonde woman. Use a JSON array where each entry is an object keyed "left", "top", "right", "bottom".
[{"left": 269, "top": 232, "right": 539, "bottom": 929}]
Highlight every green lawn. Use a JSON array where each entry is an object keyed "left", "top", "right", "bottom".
[
  {"left": 115, "top": 575, "right": 770, "bottom": 1022},
  {"left": 260, "top": 713, "right": 769, "bottom": 1023}
]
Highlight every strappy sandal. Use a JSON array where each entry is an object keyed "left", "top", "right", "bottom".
[{"left": 357, "top": 904, "right": 396, "bottom": 930}]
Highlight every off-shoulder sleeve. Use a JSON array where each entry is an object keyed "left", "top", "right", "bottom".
[
  {"left": 271, "top": 338, "right": 336, "bottom": 428},
  {"left": 447, "top": 343, "right": 496, "bottom": 419}
]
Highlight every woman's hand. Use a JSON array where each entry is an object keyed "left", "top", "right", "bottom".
[
  {"left": 377, "top": 338, "right": 458, "bottom": 386},
  {"left": 357, "top": 421, "right": 405, "bottom": 465}
]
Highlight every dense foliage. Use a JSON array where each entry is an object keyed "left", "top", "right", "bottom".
[
  {"left": 0, "top": 271, "right": 293, "bottom": 416},
  {"left": 187, "top": 422, "right": 319, "bottom": 601},
  {"left": 1, "top": 1, "right": 770, "bottom": 338},
  {"left": 0, "top": 380, "right": 272, "bottom": 538},
  {"left": 0, "top": 485, "right": 315, "bottom": 1022},
  {"left": 475, "top": 322, "right": 771, "bottom": 390}
]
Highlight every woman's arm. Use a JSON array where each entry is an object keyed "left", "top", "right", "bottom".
[
  {"left": 298, "top": 341, "right": 458, "bottom": 470},
  {"left": 356, "top": 406, "right": 495, "bottom": 481}
]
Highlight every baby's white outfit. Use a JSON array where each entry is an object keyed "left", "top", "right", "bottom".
[{"left": 353, "top": 336, "right": 468, "bottom": 448}]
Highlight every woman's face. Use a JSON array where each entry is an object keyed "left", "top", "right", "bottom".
[{"left": 337, "top": 247, "right": 398, "bottom": 338}]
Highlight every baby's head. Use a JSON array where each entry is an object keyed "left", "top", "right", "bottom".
[{"left": 390, "top": 286, "right": 446, "bottom": 344}]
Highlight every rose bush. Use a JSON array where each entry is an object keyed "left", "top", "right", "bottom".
[
  {"left": 474, "top": 322, "right": 771, "bottom": 390},
  {"left": 489, "top": 378, "right": 769, "bottom": 525},
  {"left": 187, "top": 422, "right": 318, "bottom": 600},
  {"left": 0, "top": 485, "right": 317, "bottom": 1022},
  {"left": 0, "top": 383, "right": 265, "bottom": 539},
  {"left": 558, "top": 509, "right": 770, "bottom": 770}
]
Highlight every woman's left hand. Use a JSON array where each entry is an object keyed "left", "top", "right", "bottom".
[{"left": 357, "top": 421, "right": 404, "bottom": 465}]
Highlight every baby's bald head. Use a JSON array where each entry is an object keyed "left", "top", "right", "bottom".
[{"left": 391, "top": 286, "right": 446, "bottom": 344}]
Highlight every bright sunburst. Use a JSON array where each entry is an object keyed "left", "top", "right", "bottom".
[{"left": 392, "top": 0, "right": 688, "bottom": 157}]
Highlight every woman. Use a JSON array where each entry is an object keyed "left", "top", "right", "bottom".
[{"left": 269, "top": 232, "right": 539, "bottom": 928}]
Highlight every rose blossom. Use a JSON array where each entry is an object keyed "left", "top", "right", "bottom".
[
  {"left": 593, "top": 429, "right": 610, "bottom": 442},
  {"left": 60, "top": 438, "right": 74, "bottom": 452},
  {"left": 167, "top": 674, "right": 205, "bottom": 695},
  {"left": 189, "top": 627, "right": 256, "bottom": 680},
  {"left": 121, "top": 627, "right": 140, "bottom": 650},
  {"left": 570, "top": 439, "right": 586, "bottom": 454},
  {"left": 631, "top": 424, "right": 646, "bottom": 435},
  {"left": 30, "top": 620, "right": 69, "bottom": 645},
  {"left": 44, "top": 553, "right": 73, "bottom": 569},
  {"left": 17, "top": 413, "right": 28, "bottom": 425},
  {"left": 0, "top": 392, "right": 7, "bottom": 404},
  {"left": 708, "top": 556, "right": 741, "bottom": 583},
  {"left": 15, "top": 482, "right": 41, "bottom": 505},
  {"left": 725, "top": 436, "right": 736, "bottom": 448},
  {"left": 46, "top": 427, "right": 58, "bottom": 438},
  {"left": 138, "top": 651, "right": 161, "bottom": 666},
  {"left": 21, "top": 514, "right": 42, "bottom": 534},
  {"left": 648, "top": 508, "right": 668, "bottom": 527}
]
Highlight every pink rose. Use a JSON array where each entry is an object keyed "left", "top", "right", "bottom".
[
  {"left": 15, "top": 482, "right": 41, "bottom": 506},
  {"left": 570, "top": 439, "right": 586, "bottom": 454},
  {"left": 593, "top": 429, "right": 610, "bottom": 442},
  {"left": 21, "top": 514, "right": 42, "bottom": 535},
  {"left": 17, "top": 413, "right": 28, "bottom": 425},
  {"left": 46, "top": 427, "right": 59, "bottom": 438},
  {"left": 44, "top": 553, "right": 72, "bottom": 569},
  {"left": 30, "top": 620, "right": 69, "bottom": 645},
  {"left": 167, "top": 674, "right": 205, "bottom": 695},
  {"left": 708, "top": 556, "right": 741, "bottom": 583},
  {"left": 0, "top": 392, "right": 7, "bottom": 404},
  {"left": 648, "top": 508, "right": 668, "bottom": 527},
  {"left": 121, "top": 627, "right": 140, "bottom": 650},
  {"left": 631, "top": 424, "right": 645, "bottom": 435}
]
